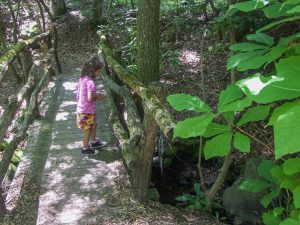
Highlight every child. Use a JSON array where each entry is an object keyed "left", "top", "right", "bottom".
[{"left": 76, "top": 55, "right": 106, "bottom": 155}]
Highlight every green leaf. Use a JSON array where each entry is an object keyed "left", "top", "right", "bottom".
[
  {"left": 240, "top": 179, "right": 273, "bottom": 192},
  {"left": 194, "top": 183, "right": 203, "bottom": 197},
  {"left": 271, "top": 166, "right": 287, "bottom": 183},
  {"left": 234, "top": 132, "right": 251, "bottom": 153},
  {"left": 176, "top": 194, "right": 196, "bottom": 202},
  {"left": 281, "top": 178, "right": 300, "bottom": 191},
  {"left": 263, "top": 3, "right": 294, "bottom": 18},
  {"left": 227, "top": 49, "right": 268, "bottom": 70},
  {"left": 258, "top": 15, "right": 300, "bottom": 32},
  {"left": 229, "top": 43, "right": 268, "bottom": 52},
  {"left": 268, "top": 99, "right": 300, "bottom": 159},
  {"left": 237, "top": 72, "right": 300, "bottom": 104},
  {"left": 167, "top": 94, "right": 211, "bottom": 113},
  {"left": 290, "top": 209, "right": 300, "bottom": 221},
  {"left": 246, "top": 33, "right": 274, "bottom": 46},
  {"left": 218, "top": 85, "right": 244, "bottom": 111},
  {"left": 257, "top": 160, "right": 277, "bottom": 183},
  {"left": 203, "top": 122, "right": 230, "bottom": 137},
  {"left": 263, "top": 211, "right": 282, "bottom": 225},
  {"left": 260, "top": 189, "right": 280, "bottom": 208},
  {"left": 287, "top": 5, "right": 300, "bottom": 13},
  {"left": 219, "top": 97, "right": 252, "bottom": 113},
  {"left": 284, "top": 158, "right": 300, "bottom": 175},
  {"left": 237, "top": 105, "right": 270, "bottom": 126},
  {"left": 285, "top": 0, "right": 300, "bottom": 4},
  {"left": 265, "top": 45, "right": 289, "bottom": 64},
  {"left": 236, "top": 54, "right": 268, "bottom": 71},
  {"left": 174, "top": 114, "right": 214, "bottom": 139},
  {"left": 280, "top": 218, "right": 300, "bottom": 225},
  {"left": 229, "top": 0, "right": 268, "bottom": 12},
  {"left": 223, "top": 111, "right": 235, "bottom": 123},
  {"left": 273, "top": 207, "right": 284, "bottom": 217},
  {"left": 204, "top": 131, "right": 232, "bottom": 159},
  {"left": 293, "top": 185, "right": 300, "bottom": 209}
]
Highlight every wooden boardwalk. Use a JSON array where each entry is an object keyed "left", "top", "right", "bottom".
[{"left": 5, "top": 73, "right": 123, "bottom": 224}]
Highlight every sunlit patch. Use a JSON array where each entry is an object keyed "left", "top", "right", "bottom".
[
  {"left": 61, "top": 101, "right": 77, "bottom": 107},
  {"left": 179, "top": 50, "right": 200, "bottom": 65},
  {"left": 50, "top": 144, "right": 62, "bottom": 150},
  {"left": 70, "top": 10, "right": 85, "bottom": 21},
  {"left": 63, "top": 82, "right": 77, "bottom": 91},
  {"left": 55, "top": 112, "right": 70, "bottom": 121},
  {"left": 66, "top": 141, "right": 82, "bottom": 149}
]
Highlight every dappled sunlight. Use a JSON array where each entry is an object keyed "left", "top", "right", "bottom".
[
  {"left": 69, "top": 10, "right": 86, "bottom": 21},
  {"left": 63, "top": 81, "right": 77, "bottom": 91},
  {"left": 55, "top": 111, "right": 70, "bottom": 121},
  {"left": 179, "top": 50, "right": 200, "bottom": 66}
]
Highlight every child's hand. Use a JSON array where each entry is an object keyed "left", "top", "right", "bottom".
[{"left": 96, "top": 93, "right": 106, "bottom": 101}]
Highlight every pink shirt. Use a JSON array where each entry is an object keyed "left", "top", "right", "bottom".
[{"left": 76, "top": 76, "right": 96, "bottom": 114}]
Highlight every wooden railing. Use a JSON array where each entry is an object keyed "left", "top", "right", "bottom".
[
  {"left": 99, "top": 35, "right": 175, "bottom": 202},
  {"left": 0, "top": 28, "right": 60, "bottom": 216}
]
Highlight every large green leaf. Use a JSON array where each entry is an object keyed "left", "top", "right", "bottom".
[
  {"left": 283, "top": 158, "right": 300, "bottom": 175},
  {"left": 260, "top": 189, "right": 280, "bottom": 208},
  {"left": 202, "top": 122, "right": 230, "bottom": 137},
  {"left": 203, "top": 131, "right": 232, "bottom": 159},
  {"left": 263, "top": 2, "right": 294, "bottom": 18},
  {"left": 292, "top": 185, "right": 300, "bottom": 208},
  {"left": 240, "top": 179, "right": 273, "bottom": 192},
  {"left": 281, "top": 177, "right": 300, "bottom": 190},
  {"left": 268, "top": 99, "right": 300, "bottom": 159},
  {"left": 229, "top": 43, "right": 268, "bottom": 52},
  {"left": 258, "top": 15, "right": 300, "bottom": 32},
  {"left": 229, "top": 0, "right": 268, "bottom": 12},
  {"left": 219, "top": 97, "right": 252, "bottom": 112},
  {"left": 257, "top": 160, "right": 277, "bottom": 183},
  {"left": 280, "top": 218, "right": 300, "bottom": 225},
  {"left": 236, "top": 54, "right": 268, "bottom": 71},
  {"left": 263, "top": 211, "right": 282, "bottom": 225},
  {"left": 167, "top": 94, "right": 211, "bottom": 113},
  {"left": 237, "top": 73, "right": 300, "bottom": 104},
  {"left": 237, "top": 105, "right": 270, "bottom": 126},
  {"left": 218, "top": 85, "right": 244, "bottom": 111},
  {"left": 287, "top": 5, "right": 300, "bottom": 13},
  {"left": 271, "top": 166, "right": 287, "bottom": 184},
  {"left": 285, "top": 0, "right": 300, "bottom": 4},
  {"left": 227, "top": 49, "right": 268, "bottom": 70},
  {"left": 234, "top": 132, "right": 251, "bottom": 152},
  {"left": 265, "top": 45, "right": 289, "bottom": 64},
  {"left": 173, "top": 114, "right": 214, "bottom": 139},
  {"left": 246, "top": 33, "right": 274, "bottom": 46}
]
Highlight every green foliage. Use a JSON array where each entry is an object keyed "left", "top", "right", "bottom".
[
  {"left": 176, "top": 183, "right": 211, "bottom": 209},
  {"left": 240, "top": 160, "right": 300, "bottom": 225}
]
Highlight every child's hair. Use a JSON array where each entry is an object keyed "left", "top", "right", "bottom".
[{"left": 81, "top": 55, "right": 104, "bottom": 78}]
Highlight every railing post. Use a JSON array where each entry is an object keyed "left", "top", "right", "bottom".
[{"left": 135, "top": 83, "right": 167, "bottom": 202}]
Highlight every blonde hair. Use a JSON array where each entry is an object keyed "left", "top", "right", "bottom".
[{"left": 81, "top": 55, "right": 104, "bottom": 78}]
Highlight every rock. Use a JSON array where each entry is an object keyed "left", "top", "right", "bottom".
[
  {"left": 222, "top": 158, "right": 265, "bottom": 225},
  {"left": 148, "top": 188, "right": 160, "bottom": 202}
]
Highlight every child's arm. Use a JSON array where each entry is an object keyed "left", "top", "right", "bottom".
[{"left": 87, "top": 92, "right": 105, "bottom": 102}]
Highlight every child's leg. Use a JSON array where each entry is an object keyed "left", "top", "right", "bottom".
[
  {"left": 83, "top": 128, "right": 92, "bottom": 149},
  {"left": 90, "top": 124, "right": 97, "bottom": 142}
]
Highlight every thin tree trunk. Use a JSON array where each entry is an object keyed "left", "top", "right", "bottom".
[
  {"left": 137, "top": 0, "right": 160, "bottom": 85},
  {"left": 0, "top": 187, "right": 6, "bottom": 221}
]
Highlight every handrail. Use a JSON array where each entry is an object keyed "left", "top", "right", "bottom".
[
  {"left": 99, "top": 35, "right": 175, "bottom": 139},
  {"left": 0, "top": 32, "right": 50, "bottom": 85}
]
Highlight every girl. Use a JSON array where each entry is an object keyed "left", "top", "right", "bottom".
[{"left": 76, "top": 55, "right": 106, "bottom": 155}]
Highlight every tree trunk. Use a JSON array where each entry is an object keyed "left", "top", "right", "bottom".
[
  {"left": 0, "top": 187, "right": 6, "bottom": 221},
  {"left": 137, "top": 0, "right": 160, "bottom": 85},
  {"left": 90, "top": 0, "right": 104, "bottom": 28},
  {"left": 51, "top": 0, "right": 67, "bottom": 18}
]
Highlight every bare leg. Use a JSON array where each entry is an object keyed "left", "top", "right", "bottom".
[
  {"left": 90, "top": 124, "right": 97, "bottom": 142},
  {"left": 83, "top": 128, "right": 92, "bottom": 148}
]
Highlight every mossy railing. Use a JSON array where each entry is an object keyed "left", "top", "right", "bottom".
[{"left": 99, "top": 34, "right": 175, "bottom": 202}]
